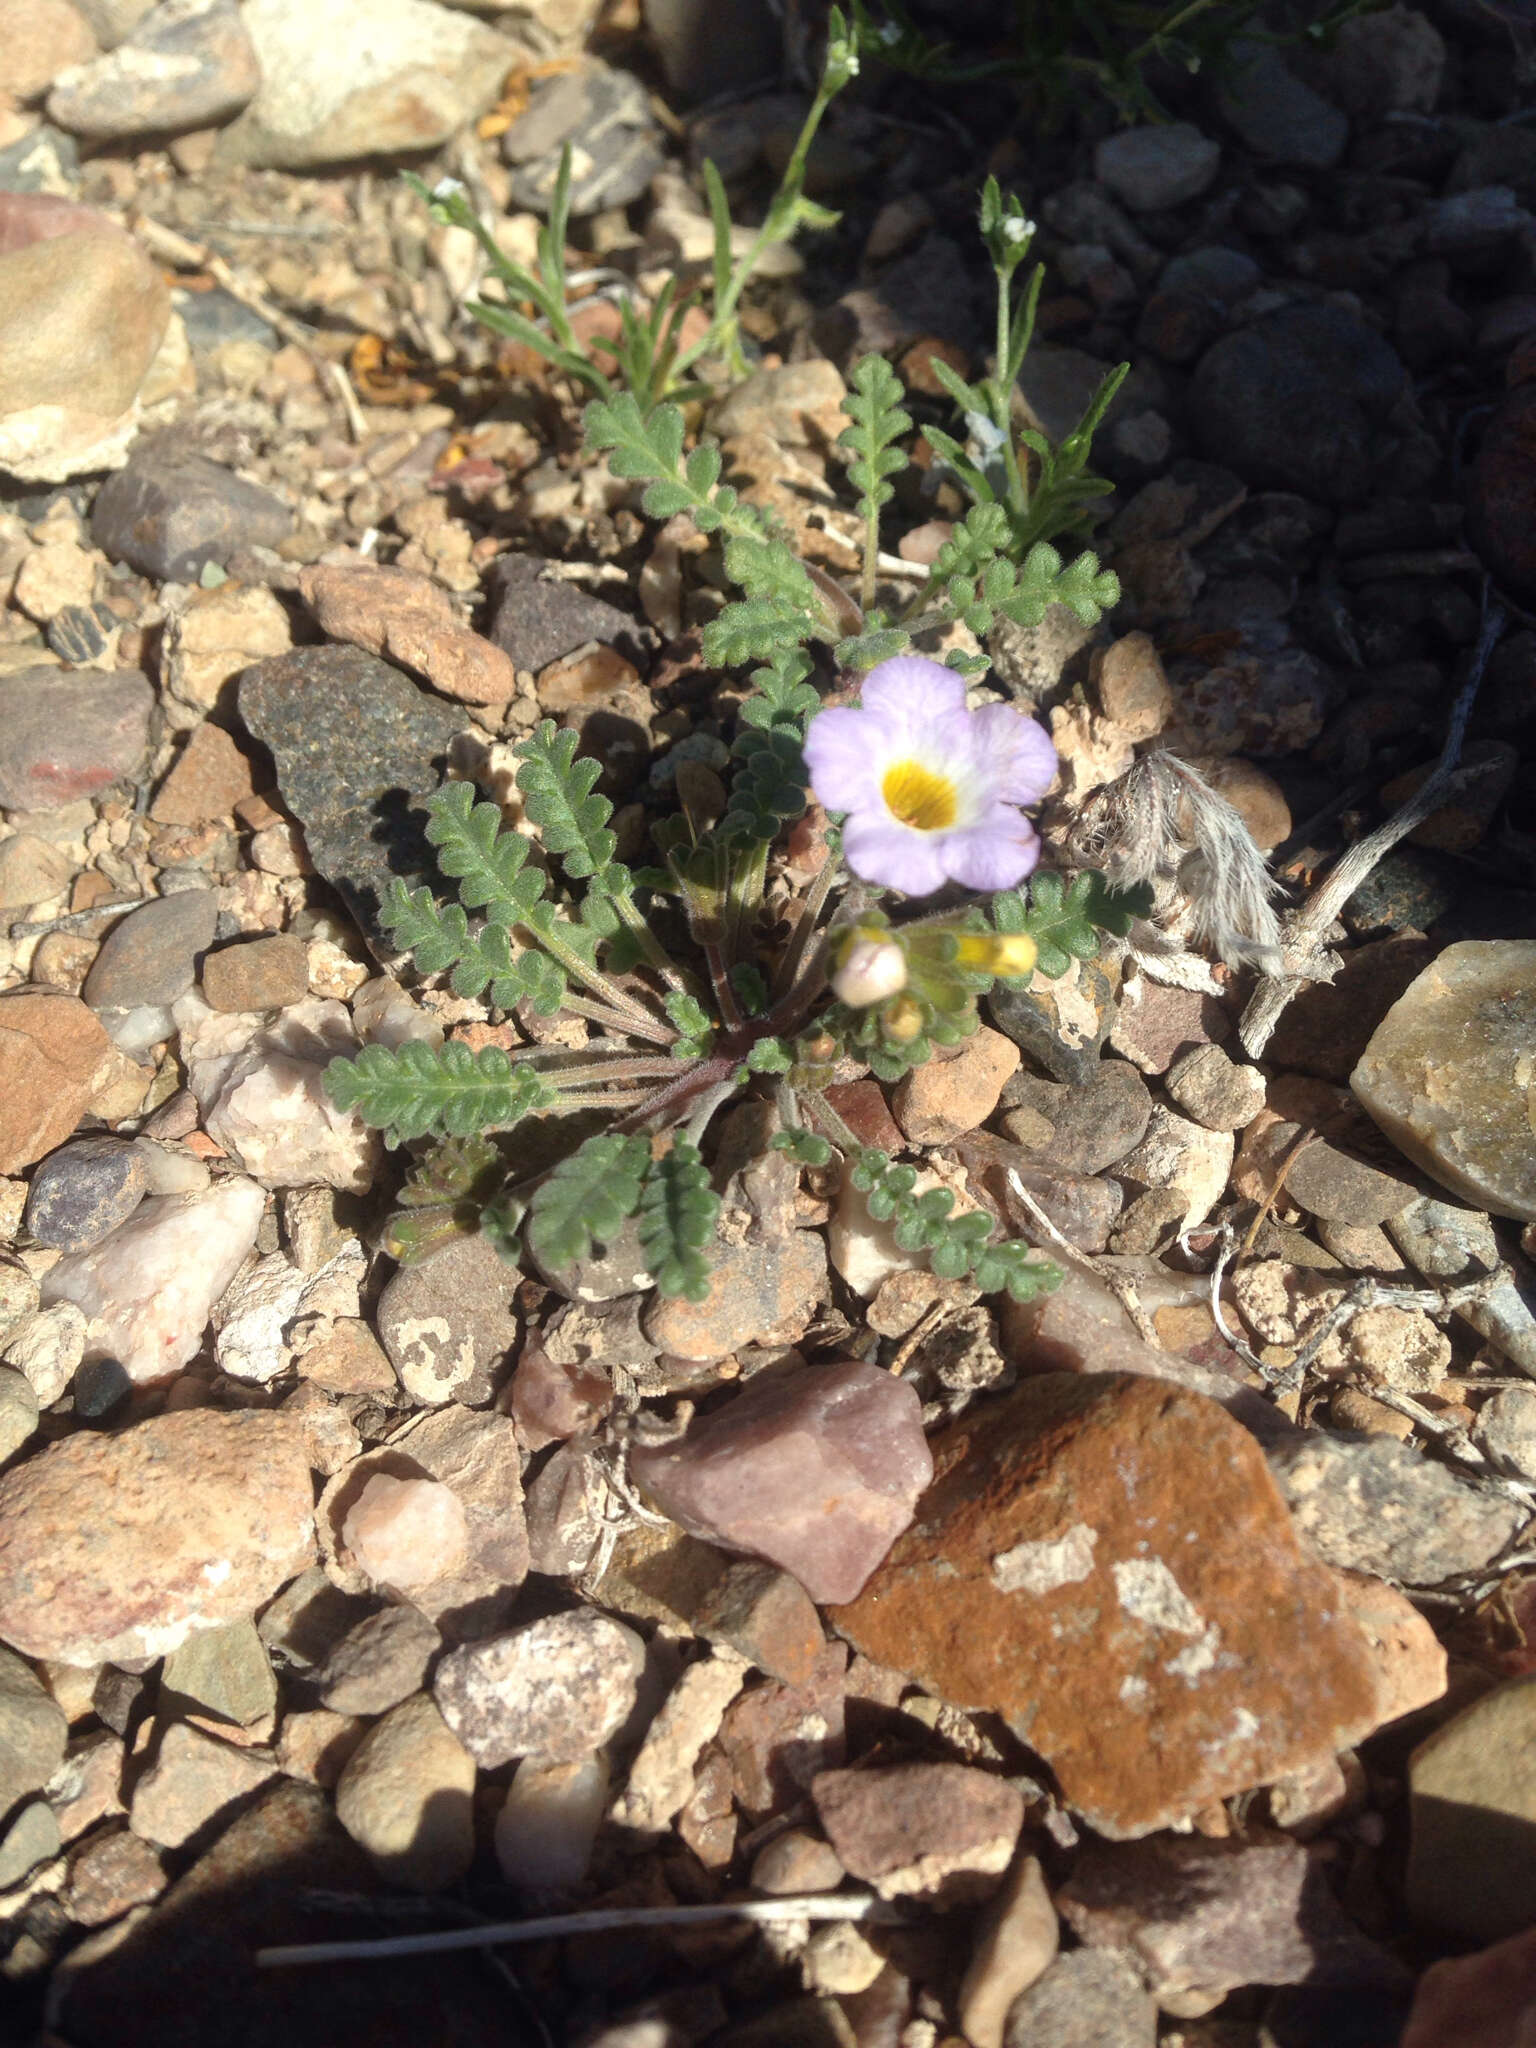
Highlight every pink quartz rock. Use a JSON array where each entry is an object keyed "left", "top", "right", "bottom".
[
  {"left": 628, "top": 1359, "right": 933, "bottom": 1604},
  {"left": 342, "top": 1475, "right": 471, "bottom": 1594}
]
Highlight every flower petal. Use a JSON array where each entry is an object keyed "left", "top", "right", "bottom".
[
  {"left": 842, "top": 815, "right": 949, "bottom": 896},
  {"left": 803, "top": 705, "right": 887, "bottom": 813},
  {"left": 964, "top": 703, "right": 1059, "bottom": 805},
  {"left": 859, "top": 656, "right": 967, "bottom": 750},
  {"left": 937, "top": 805, "right": 1042, "bottom": 891}
]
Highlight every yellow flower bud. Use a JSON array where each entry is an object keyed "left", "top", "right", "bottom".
[
  {"left": 952, "top": 930, "right": 1038, "bottom": 978},
  {"left": 880, "top": 995, "right": 924, "bottom": 1043}
]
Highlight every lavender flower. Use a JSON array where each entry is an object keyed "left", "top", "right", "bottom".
[{"left": 803, "top": 656, "right": 1057, "bottom": 896}]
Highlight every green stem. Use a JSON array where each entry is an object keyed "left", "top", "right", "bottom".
[
  {"left": 608, "top": 887, "right": 695, "bottom": 994},
  {"left": 703, "top": 939, "right": 746, "bottom": 1036},
  {"left": 561, "top": 990, "right": 676, "bottom": 1046},
  {"left": 670, "top": 76, "right": 843, "bottom": 382},
  {"left": 539, "top": 1057, "right": 687, "bottom": 1089},
  {"left": 774, "top": 856, "right": 842, "bottom": 1000},
  {"left": 724, "top": 840, "right": 770, "bottom": 965},
  {"left": 522, "top": 920, "right": 670, "bottom": 1040}
]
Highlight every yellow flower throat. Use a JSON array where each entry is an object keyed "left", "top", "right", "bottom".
[{"left": 882, "top": 759, "right": 957, "bottom": 832}]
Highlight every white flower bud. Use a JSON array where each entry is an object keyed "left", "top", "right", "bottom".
[{"left": 832, "top": 936, "right": 907, "bottom": 1008}]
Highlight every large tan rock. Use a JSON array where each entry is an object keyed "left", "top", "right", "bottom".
[
  {"left": 831, "top": 1373, "right": 1382, "bottom": 1839},
  {"left": 214, "top": 0, "right": 523, "bottom": 169},
  {"left": 0, "top": 195, "right": 170, "bottom": 481},
  {"left": 0, "top": 1410, "right": 315, "bottom": 1665},
  {"left": 1, "top": 0, "right": 99, "bottom": 100},
  {"left": 1352, "top": 939, "right": 1536, "bottom": 1222}
]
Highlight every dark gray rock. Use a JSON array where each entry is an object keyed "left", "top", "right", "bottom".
[
  {"left": 74, "top": 1355, "right": 132, "bottom": 1422},
  {"left": 47, "top": 0, "right": 259, "bottom": 141},
  {"left": 0, "top": 667, "right": 152, "bottom": 812},
  {"left": 83, "top": 891, "right": 219, "bottom": 1012},
  {"left": 503, "top": 63, "right": 664, "bottom": 216},
  {"left": 91, "top": 444, "right": 292, "bottom": 580},
  {"left": 1094, "top": 123, "right": 1221, "bottom": 213},
  {"left": 644, "top": 0, "right": 779, "bottom": 106},
  {"left": 1214, "top": 36, "right": 1349, "bottom": 168},
  {"left": 176, "top": 287, "right": 276, "bottom": 354},
  {"left": 238, "top": 647, "right": 463, "bottom": 960},
  {"left": 999, "top": 1060, "right": 1152, "bottom": 1175},
  {"left": 24, "top": 1136, "right": 149, "bottom": 1253},
  {"left": 1189, "top": 303, "right": 1405, "bottom": 503},
  {"left": 483, "top": 552, "right": 651, "bottom": 676},
  {"left": 987, "top": 966, "right": 1116, "bottom": 1087},
  {"left": 823, "top": 233, "right": 985, "bottom": 357},
  {"left": 316, "top": 1605, "right": 441, "bottom": 1718},
  {"left": 1004, "top": 1948, "right": 1157, "bottom": 2048},
  {"left": 47, "top": 602, "right": 118, "bottom": 664},
  {"left": 0, "top": 125, "right": 79, "bottom": 195}
]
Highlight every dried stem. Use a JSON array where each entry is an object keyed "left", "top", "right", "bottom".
[
  {"left": 133, "top": 214, "right": 367, "bottom": 441},
  {"left": 257, "top": 1895, "right": 900, "bottom": 1969},
  {"left": 1005, "top": 1169, "right": 1160, "bottom": 1347},
  {"left": 1239, "top": 590, "right": 1505, "bottom": 1057}
]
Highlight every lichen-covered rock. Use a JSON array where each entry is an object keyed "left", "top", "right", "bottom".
[
  {"left": 630, "top": 1359, "right": 933, "bottom": 1604},
  {"left": 433, "top": 1608, "right": 645, "bottom": 1767},
  {"left": 831, "top": 1373, "right": 1381, "bottom": 1839},
  {"left": 1352, "top": 940, "right": 1536, "bottom": 1222},
  {"left": 0, "top": 1410, "right": 314, "bottom": 1664}
]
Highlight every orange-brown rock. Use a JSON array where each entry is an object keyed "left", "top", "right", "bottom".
[
  {"left": 298, "top": 562, "right": 518, "bottom": 706},
  {"left": 0, "top": 988, "right": 124, "bottom": 1174},
  {"left": 830, "top": 1373, "right": 1381, "bottom": 1839}
]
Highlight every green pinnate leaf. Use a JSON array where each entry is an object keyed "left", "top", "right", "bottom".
[
  {"left": 839, "top": 354, "right": 911, "bottom": 521},
  {"left": 638, "top": 1135, "right": 721, "bottom": 1302},
  {"left": 1000, "top": 869, "right": 1150, "bottom": 981},
  {"left": 516, "top": 720, "right": 617, "bottom": 881},
  {"left": 526, "top": 1131, "right": 651, "bottom": 1271},
  {"left": 324, "top": 1042, "right": 557, "bottom": 1145},
  {"left": 422, "top": 781, "right": 544, "bottom": 925}
]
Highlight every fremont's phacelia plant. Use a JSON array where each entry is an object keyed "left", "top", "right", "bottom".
[{"left": 325, "top": 173, "right": 1150, "bottom": 1313}]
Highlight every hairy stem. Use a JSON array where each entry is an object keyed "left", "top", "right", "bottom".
[
  {"left": 774, "top": 856, "right": 842, "bottom": 1000},
  {"left": 562, "top": 991, "right": 677, "bottom": 1045}
]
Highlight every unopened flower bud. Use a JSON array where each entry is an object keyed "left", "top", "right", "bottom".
[
  {"left": 953, "top": 931, "right": 1038, "bottom": 979},
  {"left": 832, "top": 934, "right": 908, "bottom": 1008},
  {"left": 880, "top": 995, "right": 924, "bottom": 1043}
]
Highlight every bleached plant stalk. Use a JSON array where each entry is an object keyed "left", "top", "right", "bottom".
[{"left": 1068, "top": 751, "right": 1284, "bottom": 971}]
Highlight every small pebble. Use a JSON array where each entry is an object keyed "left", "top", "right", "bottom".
[
  {"left": 494, "top": 1752, "right": 609, "bottom": 1891},
  {"left": 333, "top": 1691, "right": 476, "bottom": 1892},
  {"left": 341, "top": 1474, "right": 471, "bottom": 1594},
  {"left": 24, "top": 1135, "right": 149, "bottom": 1253},
  {"left": 200, "top": 933, "right": 310, "bottom": 1012},
  {"left": 434, "top": 1609, "right": 646, "bottom": 1768}
]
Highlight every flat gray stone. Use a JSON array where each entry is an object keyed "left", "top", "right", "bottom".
[
  {"left": 91, "top": 443, "right": 292, "bottom": 579},
  {"left": 82, "top": 890, "right": 218, "bottom": 1013},
  {"left": 24, "top": 1135, "right": 149, "bottom": 1253},
  {"left": 0, "top": 667, "right": 152, "bottom": 812},
  {"left": 238, "top": 646, "right": 464, "bottom": 961}
]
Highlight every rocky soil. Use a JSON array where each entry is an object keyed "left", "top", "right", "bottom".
[{"left": 1, "top": 0, "right": 1535, "bottom": 2044}]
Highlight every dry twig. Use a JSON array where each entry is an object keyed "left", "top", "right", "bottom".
[
  {"left": 1238, "top": 591, "right": 1505, "bottom": 1057},
  {"left": 1006, "top": 1168, "right": 1161, "bottom": 1347},
  {"left": 257, "top": 1893, "right": 901, "bottom": 1967},
  {"left": 132, "top": 213, "right": 368, "bottom": 442}
]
